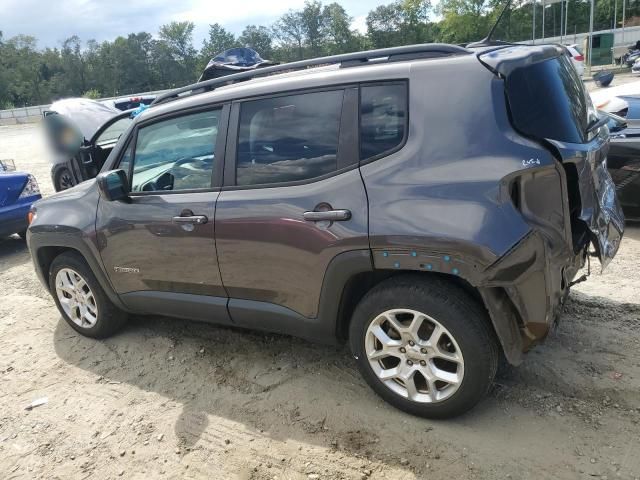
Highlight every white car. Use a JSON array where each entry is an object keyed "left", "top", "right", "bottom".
[{"left": 566, "top": 44, "right": 585, "bottom": 77}]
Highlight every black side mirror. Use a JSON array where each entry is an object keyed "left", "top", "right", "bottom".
[{"left": 97, "top": 169, "right": 129, "bottom": 202}]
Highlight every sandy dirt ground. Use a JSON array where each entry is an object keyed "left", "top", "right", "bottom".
[{"left": 1, "top": 123, "right": 639, "bottom": 480}]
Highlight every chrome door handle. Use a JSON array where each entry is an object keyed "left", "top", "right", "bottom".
[
  {"left": 303, "top": 209, "right": 351, "bottom": 222},
  {"left": 172, "top": 215, "right": 208, "bottom": 225}
]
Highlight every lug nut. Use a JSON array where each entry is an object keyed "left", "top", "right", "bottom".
[
  {"left": 408, "top": 341, "right": 415, "bottom": 346},
  {"left": 420, "top": 360, "right": 426, "bottom": 366},
  {"left": 407, "top": 360, "right": 413, "bottom": 366},
  {"left": 399, "top": 347, "right": 406, "bottom": 353},
  {"left": 420, "top": 348, "right": 428, "bottom": 354}
]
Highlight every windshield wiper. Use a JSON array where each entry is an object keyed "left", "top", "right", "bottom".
[{"left": 586, "top": 116, "right": 609, "bottom": 135}]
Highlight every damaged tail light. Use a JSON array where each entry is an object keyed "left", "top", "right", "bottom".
[{"left": 19, "top": 175, "right": 41, "bottom": 199}]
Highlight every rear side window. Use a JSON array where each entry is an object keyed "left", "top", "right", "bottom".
[
  {"left": 506, "top": 56, "right": 591, "bottom": 144},
  {"left": 360, "top": 83, "right": 407, "bottom": 160},
  {"left": 236, "top": 90, "right": 343, "bottom": 186}
]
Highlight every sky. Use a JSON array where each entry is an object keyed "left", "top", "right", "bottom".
[{"left": 0, "top": 0, "right": 379, "bottom": 50}]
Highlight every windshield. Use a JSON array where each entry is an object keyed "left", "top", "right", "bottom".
[{"left": 97, "top": 117, "right": 133, "bottom": 145}]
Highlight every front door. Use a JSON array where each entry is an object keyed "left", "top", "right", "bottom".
[
  {"left": 215, "top": 88, "right": 369, "bottom": 323},
  {"left": 96, "top": 105, "right": 231, "bottom": 323}
]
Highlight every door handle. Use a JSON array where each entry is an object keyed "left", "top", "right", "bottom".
[
  {"left": 303, "top": 209, "right": 351, "bottom": 222},
  {"left": 172, "top": 215, "right": 208, "bottom": 225}
]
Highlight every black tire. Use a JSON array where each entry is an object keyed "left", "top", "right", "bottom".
[
  {"left": 49, "top": 251, "right": 127, "bottom": 338},
  {"left": 349, "top": 274, "right": 499, "bottom": 419},
  {"left": 54, "top": 167, "right": 76, "bottom": 192}
]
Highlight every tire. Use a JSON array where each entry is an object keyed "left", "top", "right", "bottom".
[
  {"left": 16, "top": 230, "right": 27, "bottom": 240},
  {"left": 349, "top": 274, "right": 499, "bottom": 419},
  {"left": 49, "top": 251, "right": 127, "bottom": 338},
  {"left": 54, "top": 167, "right": 76, "bottom": 192}
]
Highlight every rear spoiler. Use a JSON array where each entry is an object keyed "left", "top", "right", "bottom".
[{"left": 476, "top": 44, "right": 563, "bottom": 77}]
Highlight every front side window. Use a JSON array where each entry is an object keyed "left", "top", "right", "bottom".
[
  {"left": 128, "top": 109, "right": 220, "bottom": 192},
  {"left": 360, "top": 83, "right": 407, "bottom": 160},
  {"left": 236, "top": 90, "right": 343, "bottom": 186}
]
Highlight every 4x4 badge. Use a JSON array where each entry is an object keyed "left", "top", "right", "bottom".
[
  {"left": 522, "top": 158, "right": 541, "bottom": 167},
  {"left": 114, "top": 266, "right": 140, "bottom": 274}
]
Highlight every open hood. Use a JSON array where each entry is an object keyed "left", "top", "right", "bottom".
[{"left": 46, "top": 98, "right": 121, "bottom": 142}]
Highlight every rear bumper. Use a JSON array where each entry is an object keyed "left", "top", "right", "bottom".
[{"left": 479, "top": 229, "right": 584, "bottom": 364}]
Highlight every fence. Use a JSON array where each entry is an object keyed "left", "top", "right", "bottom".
[{"left": 0, "top": 105, "right": 49, "bottom": 126}]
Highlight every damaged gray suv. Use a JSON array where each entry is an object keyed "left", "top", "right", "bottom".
[{"left": 27, "top": 43, "right": 624, "bottom": 418}]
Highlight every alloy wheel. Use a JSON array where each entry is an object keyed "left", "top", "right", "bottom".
[
  {"left": 365, "top": 308, "right": 464, "bottom": 403},
  {"left": 55, "top": 268, "right": 99, "bottom": 328}
]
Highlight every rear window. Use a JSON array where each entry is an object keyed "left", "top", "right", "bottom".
[
  {"left": 506, "top": 56, "right": 591, "bottom": 144},
  {"left": 236, "top": 90, "right": 343, "bottom": 186},
  {"left": 360, "top": 83, "right": 407, "bottom": 160}
]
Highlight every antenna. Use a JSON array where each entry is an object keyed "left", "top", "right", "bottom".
[{"left": 467, "top": 0, "right": 514, "bottom": 47}]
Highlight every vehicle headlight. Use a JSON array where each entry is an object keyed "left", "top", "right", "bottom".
[{"left": 19, "top": 175, "right": 41, "bottom": 198}]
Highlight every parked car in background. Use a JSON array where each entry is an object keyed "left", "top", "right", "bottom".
[
  {"left": 0, "top": 159, "right": 41, "bottom": 239},
  {"left": 102, "top": 95, "right": 157, "bottom": 112},
  {"left": 566, "top": 44, "right": 585, "bottom": 76},
  {"left": 590, "top": 80, "right": 640, "bottom": 117},
  {"left": 43, "top": 98, "right": 134, "bottom": 191},
  {"left": 28, "top": 43, "right": 624, "bottom": 419},
  {"left": 600, "top": 110, "right": 640, "bottom": 220}
]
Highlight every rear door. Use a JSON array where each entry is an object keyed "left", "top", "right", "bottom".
[
  {"left": 215, "top": 87, "right": 369, "bottom": 324},
  {"left": 96, "top": 105, "right": 231, "bottom": 323}
]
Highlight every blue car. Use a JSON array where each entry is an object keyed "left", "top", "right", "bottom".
[{"left": 0, "top": 160, "right": 41, "bottom": 239}]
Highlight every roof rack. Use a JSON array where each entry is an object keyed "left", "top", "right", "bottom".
[{"left": 151, "top": 43, "right": 470, "bottom": 107}]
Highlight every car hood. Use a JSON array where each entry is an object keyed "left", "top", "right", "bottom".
[
  {"left": 47, "top": 98, "right": 121, "bottom": 141},
  {"left": 0, "top": 171, "right": 29, "bottom": 207}
]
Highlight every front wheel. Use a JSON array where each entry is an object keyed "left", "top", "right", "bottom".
[
  {"left": 54, "top": 167, "right": 76, "bottom": 192},
  {"left": 49, "top": 251, "right": 127, "bottom": 338},
  {"left": 349, "top": 275, "right": 499, "bottom": 419}
]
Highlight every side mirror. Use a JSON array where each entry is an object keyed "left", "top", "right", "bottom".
[{"left": 97, "top": 169, "right": 129, "bottom": 202}]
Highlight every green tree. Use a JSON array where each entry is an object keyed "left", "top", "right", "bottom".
[
  {"left": 274, "top": 10, "right": 306, "bottom": 60},
  {"left": 156, "top": 21, "right": 197, "bottom": 85},
  {"left": 201, "top": 23, "right": 237, "bottom": 67},
  {"left": 323, "top": 3, "right": 356, "bottom": 54},
  {"left": 238, "top": 25, "right": 273, "bottom": 57},
  {"left": 301, "top": 0, "right": 328, "bottom": 57}
]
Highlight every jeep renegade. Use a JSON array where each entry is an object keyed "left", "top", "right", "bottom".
[{"left": 28, "top": 43, "right": 624, "bottom": 418}]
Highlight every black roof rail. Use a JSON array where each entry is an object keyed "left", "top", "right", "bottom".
[{"left": 151, "top": 43, "right": 470, "bottom": 107}]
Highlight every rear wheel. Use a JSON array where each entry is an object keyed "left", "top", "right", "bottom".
[
  {"left": 49, "top": 251, "right": 127, "bottom": 338},
  {"left": 349, "top": 275, "right": 499, "bottom": 418}
]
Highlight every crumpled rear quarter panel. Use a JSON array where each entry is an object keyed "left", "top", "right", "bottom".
[{"left": 361, "top": 55, "right": 579, "bottom": 364}]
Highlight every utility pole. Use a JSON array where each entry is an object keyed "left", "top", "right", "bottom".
[
  {"left": 542, "top": 0, "right": 545, "bottom": 40},
  {"left": 533, "top": 0, "right": 536, "bottom": 44},
  {"left": 622, "top": 0, "right": 626, "bottom": 44},
  {"left": 565, "top": 0, "right": 569, "bottom": 40},
  {"left": 588, "top": 0, "right": 595, "bottom": 74},
  {"left": 560, "top": 0, "right": 564, "bottom": 43}
]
